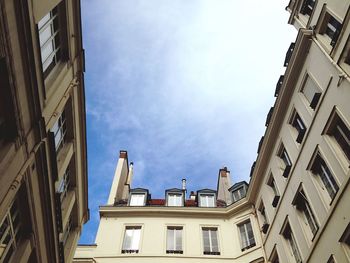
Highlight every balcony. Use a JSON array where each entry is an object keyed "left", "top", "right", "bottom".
[
  {"left": 265, "top": 107, "right": 274, "bottom": 127},
  {"left": 284, "top": 42, "right": 295, "bottom": 67},
  {"left": 274, "top": 75, "right": 284, "bottom": 97}
]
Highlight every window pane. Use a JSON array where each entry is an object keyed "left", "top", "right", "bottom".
[
  {"left": 38, "top": 13, "right": 51, "bottom": 28},
  {"left": 167, "top": 228, "right": 174, "bottom": 250},
  {"left": 303, "top": 76, "right": 319, "bottom": 103},
  {"left": 202, "top": 229, "right": 210, "bottom": 251},
  {"left": 175, "top": 229, "right": 182, "bottom": 250},
  {"left": 130, "top": 194, "right": 145, "bottom": 206}
]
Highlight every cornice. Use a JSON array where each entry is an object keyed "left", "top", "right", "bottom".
[
  {"left": 247, "top": 29, "right": 313, "bottom": 203},
  {"left": 99, "top": 197, "right": 252, "bottom": 219}
]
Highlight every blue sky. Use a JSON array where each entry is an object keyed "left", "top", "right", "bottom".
[{"left": 79, "top": 0, "right": 296, "bottom": 243}]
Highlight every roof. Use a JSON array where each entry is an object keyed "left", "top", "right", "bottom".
[{"left": 228, "top": 181, "right": 249, "bottom": 192}]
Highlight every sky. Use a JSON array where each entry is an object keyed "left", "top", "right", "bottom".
[{"left": 79, "top": 0, "right": 296, "bottom": 244}]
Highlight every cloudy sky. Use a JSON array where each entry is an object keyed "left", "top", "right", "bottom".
[{"left": 80, "top": 0, "right": 296, "bottom": 243}]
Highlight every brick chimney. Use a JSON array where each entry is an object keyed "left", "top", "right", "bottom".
[{"left": 217, "top": 167, "right": 232, "bottom": 204}]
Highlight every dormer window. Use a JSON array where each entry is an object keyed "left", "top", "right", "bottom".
[
  {"left": 165, "top": 188, "right": 184, "bottom": 207},
  {"left": 128, "top": 188, "right": 149, "bottom": 206},
  {"left": 199, "top": 194, "right": 215, "bottom": 207},
  {"left": 232, "top": 187, "right": 245, "bottom": 203},
  {"left": 197, "top": 190, "right": 217, "bottom": 207},
  {"left": 229, "top": 182, "right": 248, "bottom": 203},
  {"left": 168, "top": 193, "right": 183, "bottom": 206},
  {"left": 130, "top": 194, "right": 146, "bottom": 206}
]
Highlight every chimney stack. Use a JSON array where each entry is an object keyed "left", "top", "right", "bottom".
[
  {"left": 182, "top": 179, "right": 186, "bottom": 191},
  {"left": 189, "top": 191, "right": 196, "bottom": 200}
]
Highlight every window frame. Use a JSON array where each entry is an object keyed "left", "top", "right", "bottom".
[
  {"left": 129, "top": 193, "right": 146, "bottom": 206},
  {"left": 277, "top": 144, "right": 292, "bottom": 178},
  {"left": 166, "top": 190, "right": 184, "bottom": 207},
  {"left": 121, "top": 226, "right": 142, "bottom": 254},
  {"left": 238, "top": 220, "right": 256, "bottom": 252},
  {"left": 267, "top": 174, "right": 280, "bottom": 208},
  {"left": 289, "top": 110, "right": 307, "bottom": 143},
  {"left": 309, "top": 152, "right": 339, "bottom": 201},
  {"left": 51, "top": 109, "right": 67, "bottom": 153},
  {"left": 199, "top": 194, "right": 216, "bottom": 208},
  {"left": 166, "top": 226, "right": 183, "bottom": 254},
  {"left": 299, "top": 73, "right": 322, "bottom": 110},
  {"left": 258, "top": 201, "right": 269, "bottom": 234},
  {"left": 201, "top": 227, "right": 220, "bottom": 255},
  {"left": 280, "top": 219, "right": 302, "bottom": 263},
  {"left": 292, "top": 187, "right": 319, "bottom": 237},
  {"left": 316, "top": 7, "right": 343, "bottom": 52},
  {"left": 324, "top": 110, "right": 350, "bottom": 163}
]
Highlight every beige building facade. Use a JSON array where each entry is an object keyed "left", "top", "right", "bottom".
[
  {"left": 0, "top": 0, "right": 88, "bottom": 262},
  {"left": 75, "top": 0, "right": 350, "bottom": 262}
]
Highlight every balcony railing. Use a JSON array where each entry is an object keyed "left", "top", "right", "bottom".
[
  {"left": 274, "top": 75, "right": 284, "bottom": 97},
  {"left": 284, "top": 42, "right": 295, "bottom": 67}
]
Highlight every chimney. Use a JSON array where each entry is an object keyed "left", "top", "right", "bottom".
[
  {"left": 189, "top": 191, "right": 196, "bottom": 200},
  {"left": 217, "top": 166, "right": 232, "bottom": 204},
  {"left": 182, "top": 179, "right": 186, "bottom": 191},
  {"left": 107, "top": 150, "right": 130, "bottom": 205}
]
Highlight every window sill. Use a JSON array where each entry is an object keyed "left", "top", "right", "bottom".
[
  {"left": 122, "top": 250, "right": 139, "bottom": 254},
  {"left": 203, "top": 251, "right": 220, "bottom": 255},
  {"left": 166, "top": 250, "right": 183, "bottom": 254},
  {"left": 241, "top": 243, "right": 256, "bottom": 252}
]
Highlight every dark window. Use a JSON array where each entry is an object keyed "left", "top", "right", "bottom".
[
  {"left": 339, "top": 222, "right": 350, "bottom": 247},
  {"left": 320, "top": 12, "right": 342, "bottom": 47},
  {"left": 301, "top": 75, "right": 321, "bottom": 110},
  {"left": 278, "top": 146, "right": 292, "bottom": 178},
  {"left": 293, "top": 189, "right": 319, "bottom": 236},
  {"left": 326, "top": 114, "right": 350, "bottom": 161},
  {"left": 258, "top": 202, "right": 269, "bottom": 234},
  {"left": 300, "top": 0, "right": 315, "bottom": 16},
  {"left": 281, "top": 223, "right": 302, "bottom": 263},
  {"left": 267, "top": 175, "right": 280, "bottom": 208},
  {"left": 290, "top": 112, "right": 307, "bottom": 143},
  {"left": 0, "top": 57, "right": 17, "bottom": 145},
  {"left": 311, "top": 153, "right": 339, "bottom": 200},
  {"left": 232, "top": 187, "right": 246, "bottom": 203}
]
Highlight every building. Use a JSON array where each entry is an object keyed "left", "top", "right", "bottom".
[
  {"left": 74, "top": 0, "right": 350, "bottom": 262},
  {"left": 74, "top": 151, "right": 265, "bottom": 263},
  {"left": 0, "top": 0, "right": 88, "bottom": 262}
]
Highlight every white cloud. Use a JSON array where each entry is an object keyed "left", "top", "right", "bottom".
[{"left": 79, "top": 0, "right": 297, "bottom": 243}]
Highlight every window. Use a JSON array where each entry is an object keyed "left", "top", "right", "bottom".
[
  {"left": 0, "top": 57, "right": 17, "bottom": 146},
  {"left": 232, "top": 187, "right": 246, "bottom": 203},
  {"left": 238, "top": 220, "right": 256, "bottom": 251},
  {"left": 199, "top": 194, "right": 215, "bottom": 207},
  {"left": 300, "top": 75, "right": 321, "bottom": 110},
  {"left": 122, "top": 226, "right": 141, "bottom": 254},
  {"left": 326, "top": 113, "right": 350, "bottom": 161},
  {"left": 62, "top": 215, "right": 72, "bottom": 246},
  {"left": 57, "top": 168, "right": 70, "bottom": 202},
  {"left": 293, "top": 189, "right": 319, "bottom": 236},
  {"left": 0, "top": 199, "right": 22, "bottom": 262},
  {"left": 166, "top": 227, "right": 183, "bottom": 254},
  {"left": 258, "top": 202, "right": 269, "bottom": 234},
  {"left": 267, "top": 175, "right": 280, "bottom": 208},
  {"left": 269, "top": 245, "right": 280, "bottom": 263},
  {"left": 300, "top": 0, "right": 315, "bottom": 16},
  {"left": 38, "top": 6, "right": 62, "bottom": 77},
  {"left": 52, "top": 110, "right": 67, "bottom": 152},
  {"left": 281, "top": 222, "right": 302, "bottom": 263},
  {"left": 319, "top": 12, "right": 342, "bottom": 48},
  {"left": 129, "top": 194, "right": 146, "bottom": 206},
  {"left": 327, "top": 255, "right": 336, "bottom": 263},
  {"left": 202, "top": 227, "right": 220, "bottom": 255},
  {"left": 339, "top": 223, "right": 350, "bottom": 246},
  {"left": 290, "top": 111, "right": 307, "bottom": 143},
  {"left": 310, "top": 153, "right": 339, "bottom": 200},
  {"left": 278, "top": 145, "right": 292, "bottom": 178},
  {"left": 167, "top": 193, "right": 183, "bottom": 207}
]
